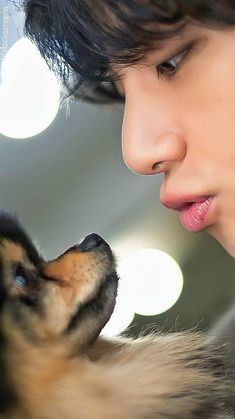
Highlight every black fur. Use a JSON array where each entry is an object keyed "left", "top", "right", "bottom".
[{"left": 0, "top": 211, "right": 42, "bottom": 267}]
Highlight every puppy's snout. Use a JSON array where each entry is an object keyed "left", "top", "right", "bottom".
[{"left": 80, "top": 233, "right": 107, "bottom": 252}]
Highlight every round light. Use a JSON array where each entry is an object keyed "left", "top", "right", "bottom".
[
  {"left": 101, "top": 276, "right": 135, "bottom": 337},
  {"left": 0, "top": 37, "right": 60, "bottom": 139},
  {"left": 118, "top": 248, "right": 183, "bottom": 316}
]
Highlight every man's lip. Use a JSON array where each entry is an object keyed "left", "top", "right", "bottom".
[{"left": 161, "top": 195, "right": 213, "bottom": 211}]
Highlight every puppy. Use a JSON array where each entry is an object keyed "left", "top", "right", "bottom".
[{"left": 0, "top": 212, "right": 233, "bottom": 419}]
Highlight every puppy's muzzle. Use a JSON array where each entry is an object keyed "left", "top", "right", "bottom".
[{"left": 79, "top": 233, "right": 107, "bottom": 252}]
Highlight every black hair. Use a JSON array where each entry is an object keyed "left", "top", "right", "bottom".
[{"left": 22, "top": 0, "right": 235, "bottom": 103}]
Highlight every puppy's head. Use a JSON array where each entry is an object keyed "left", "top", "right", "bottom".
[{"left": 0, "top": 212, "right": 118, "bottom": 350}]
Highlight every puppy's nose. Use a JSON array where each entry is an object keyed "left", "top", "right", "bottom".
[{"left": 80, "top": 233, "right": 104, "bottom": 252}]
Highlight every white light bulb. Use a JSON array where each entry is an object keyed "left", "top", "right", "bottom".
[
  {"left": 118, "top": 248, "right": 184, "bottom": 316},
  {"left": 0, "top": 37, "right": 60, "bottom": 139}
]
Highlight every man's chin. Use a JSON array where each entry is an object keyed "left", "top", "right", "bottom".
[{"left": 207, "top": 224, "right": 235, "bottom": 258}]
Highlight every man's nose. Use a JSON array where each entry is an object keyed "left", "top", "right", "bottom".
[
  {"left": 122, "top": 126, "right": 186, "bottom": 176},
  {"left": 121, "top": 73, "right": 186, "bottom": 175}
]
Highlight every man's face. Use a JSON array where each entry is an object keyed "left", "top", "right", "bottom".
[{"left": 115, "top": 25, "right": 235, "bottom": 256}]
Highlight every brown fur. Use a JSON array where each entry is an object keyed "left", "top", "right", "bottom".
[{"left": 0, "top": 219, "right": 234, "bottom": 419}]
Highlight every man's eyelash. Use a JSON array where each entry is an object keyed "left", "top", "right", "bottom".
[
  {"left": 156, "top": 42, "right": 196, "bottom": 82},
  {"left": 156, "top": 51, "right": 186, "bottom": 81}
]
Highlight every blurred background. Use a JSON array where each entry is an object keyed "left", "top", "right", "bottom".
[{"left": 0, "top": 0, "right": 235, "bottom": 337}]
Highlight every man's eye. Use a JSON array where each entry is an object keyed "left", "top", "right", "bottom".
[
  {"left": 15, "top": 275, "right": 28, "bottom": 288},
  {"left": 156, "top": 50, "right": 187, "bottom": 81}
]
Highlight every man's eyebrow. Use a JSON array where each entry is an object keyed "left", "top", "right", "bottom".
[{"left": 105, "top": 24, "right": 199, "bottom": 79}]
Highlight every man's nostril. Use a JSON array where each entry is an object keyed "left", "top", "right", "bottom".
[
  {"left": 79, "top": 233, "right": 103, "bottom": 252},
  {"left": 152, "top": 161, "right": 164, "bottom": 172}
]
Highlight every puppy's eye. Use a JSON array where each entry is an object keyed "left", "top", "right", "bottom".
[{"left": 15, "top": 275, "right": 28, "bottom": 288}]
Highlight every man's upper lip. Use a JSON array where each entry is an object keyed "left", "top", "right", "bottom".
[{"left": 161, "top": 195, "right": 211, "bottom": 211}]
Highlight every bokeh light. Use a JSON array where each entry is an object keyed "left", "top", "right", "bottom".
[
  {"left": 102, "top": 248, "right": 184, "bottom": 336},
  {"left": 0, "top": 37, "right": 60, "bottom": 139},
  {"left": 118, "top": 248, "right": 184, "bottom": 316}
]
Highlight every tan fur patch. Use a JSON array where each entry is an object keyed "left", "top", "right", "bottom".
[
  {"left": 43, "top": 251, "right": 110, "bottom": 308},
  {"left": 0, "top": 239, "right": 34, "bottom": 269},
  {"left": 44, "top": 252, "right": 92, "bottom": 284}
]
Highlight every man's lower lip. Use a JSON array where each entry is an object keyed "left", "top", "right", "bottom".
[{"left": 179, "top": 197, "right": 214, "bottom": 232}]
